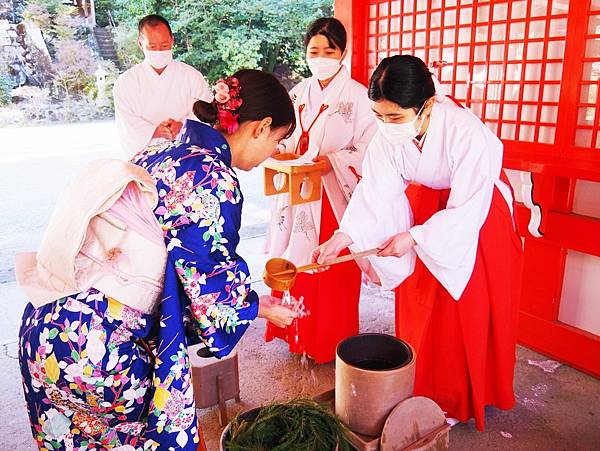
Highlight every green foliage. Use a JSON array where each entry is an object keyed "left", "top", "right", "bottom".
[
  {"left": 95, "top": 0, "right": 333, "bottom": 82},
  {"left": 22, "top": 3, "right": 52, "bottom": 29},
  {"left": 214, "top": 31, "right": 263, "bottom": 73},
  {"left": 23, "top": 0, "right": 80, "bottom": 41},
  {"left": 13, "top": 0, "right": 334, "bottom": 123},
  {"left": 110, "top": 0, "right": 163, "bottom": 24},
  {"left": 226, "top": 399, "right": 350, "bottom": 451},
  {"left": 52, "top": 39, "right": 97, "bottom": 99},
  {"left": 113, "top": 24, "right": 143, "bottom": 69},
  {"left": 93, "top": 0, "right": 117, "bottom": 27},
  {"left": 0, "top": 73, "right": 16, "bottom": 106},
  {"left": 101, "top": 60, "right": 121, "bottom": 107}
]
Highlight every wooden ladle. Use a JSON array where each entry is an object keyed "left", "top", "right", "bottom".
[{"left": 263, "top": 248, "right": 378, "bottom": 291}]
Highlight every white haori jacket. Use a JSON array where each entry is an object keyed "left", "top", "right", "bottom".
[
  {"left": 339, "top": 96, "right": 513, "bottom": 300},
  {"left": 114, "top": 60, "right": 212, "bottom": 156},
  {"left": 15, "top": 159, "right": 167, "bottom": 313},
  {"left": 265, "top": 67, "right": 377, "bottom": 266}
]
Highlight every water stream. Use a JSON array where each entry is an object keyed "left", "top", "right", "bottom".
[{"left": 281, "top": 291, "right": 316, "bottom": 377}]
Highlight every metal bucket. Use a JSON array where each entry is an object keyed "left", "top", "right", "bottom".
[{"left": 335, "top": 333, "right": 416, "bottom": 437}]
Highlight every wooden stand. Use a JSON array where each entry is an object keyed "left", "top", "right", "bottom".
[
  {"left": 189, "top": 345, "right": 240, "bottom": 426},
  {"left": 263, "top": 153, "right": 326, "bottom": 205},
  {"left": 314, "top": 390, "right": 450, "bottom": 451}
]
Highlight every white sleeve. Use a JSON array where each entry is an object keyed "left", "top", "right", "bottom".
[
  {"left": 189, "top": 70, "right": 213, "bottom": 113},
  {"left": 113, "top": 75, "right": 156, "bottom": 156},
  {"left": 180, "top": 69, "right": 212, "bottom": 124},
  {"left": 339, "top": 134, "right": 416, "bottom": 289},
  {"left": 328, "top": 90, "right": 378, "bottom": 197},
  {"left": 408, "top": 124, "right": 499, "bottom": 300}
]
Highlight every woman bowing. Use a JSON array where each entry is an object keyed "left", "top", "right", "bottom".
[{"left": 17, "top": 69, "right": 298, "bottom": 450}]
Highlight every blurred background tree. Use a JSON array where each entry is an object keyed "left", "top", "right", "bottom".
[
  {"left": 99, "top": 0, "right": 333, "bottom": 83},
  {"left": 0, "top": 0, "right": 332, "bottom": 125}
]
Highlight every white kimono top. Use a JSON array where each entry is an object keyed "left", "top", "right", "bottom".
[
  {"left": 339, "top": 96, "right": 513, "bottom": 300},
  {"left": 113, "top": 60, "right": 212, "bottom": 156},
  {"left": 265, "top": 67, "right": 377, "bottom": 266}
]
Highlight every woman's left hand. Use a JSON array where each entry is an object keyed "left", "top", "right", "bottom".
[
  {"left": 258, "top": 295, "right": 298, "bottom": 328},
  {"left": 377, "top": 232, "right": 416, "bottom": 258},
  {"left": 313, "top": 155, "right": 333, "bottom": 174}
]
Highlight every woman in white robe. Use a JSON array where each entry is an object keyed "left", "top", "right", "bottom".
[
  {"left": 313, "top": 55, "right": 522, "bottom": 430},
  {"left": 264, "top": 17, "right": 377, "bottom": 363}
]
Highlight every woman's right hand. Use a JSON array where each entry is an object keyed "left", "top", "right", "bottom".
[
  {"left": 153, "top": 120, "right": 174, "bottom": 140},
  {"left": 258, "top": 295, "right": 298, "bottom": 328},
  {"left": 310, "top": 231, "right": 353, "bottom": 265}
]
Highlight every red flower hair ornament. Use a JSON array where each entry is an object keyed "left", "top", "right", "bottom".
[{"left": 213, "top": 77, "right": 243, "bottom": 134}]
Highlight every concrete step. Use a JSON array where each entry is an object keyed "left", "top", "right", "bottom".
[
  {"left": 101, "top": 56, "right": 120, "bottom": 64},
  {"left": 93, "top": 26, "right": 121, "bottom": 69}
]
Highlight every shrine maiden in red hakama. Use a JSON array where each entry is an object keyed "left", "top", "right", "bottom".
[
  {"left": 316, "top": 55, "right": 522, "bottom": 430},
  {"left": 264, "top": 18, "right": 377, "bottom": 363}
]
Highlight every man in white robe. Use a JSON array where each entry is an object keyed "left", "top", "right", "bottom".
[{"left": 113, "top": 14, "right": 212, "bottom": 157}]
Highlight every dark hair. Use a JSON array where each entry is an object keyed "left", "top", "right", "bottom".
[
  {"left": 368, "top": 55, "right": 435, "bottom": 112},
  {"left": 138, "top": 14, "right": 172, "bottom": 36},
  {"left": 193, "top": 69, "right": 296, "bottom": 138},
  {"left": 304, "top": 17, "right": 347, "bottom": 52}
]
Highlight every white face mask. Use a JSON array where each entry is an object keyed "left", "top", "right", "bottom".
[
  {"left": 144, "top": 49, "right": 173, "bottom": 69},
  {"left": 376, "top": 103, "right": 427, "bottom": 146},
  {"left": 307, "top": 57, "right": 342, "bottom": 80}
]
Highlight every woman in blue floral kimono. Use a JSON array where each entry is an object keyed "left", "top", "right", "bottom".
[{"left": 18, "top": 69, "right": 297, "bottom": 450}]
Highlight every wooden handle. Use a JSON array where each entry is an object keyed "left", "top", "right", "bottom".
[
  {"left": 285, "top": 248, "right": 379, "bottom": 275},
  {"left": 322, "top": 248, "right": 379, "bottom": 265},
  {"left": 270, "top": 249, "right": 379, "bottom": 278}
]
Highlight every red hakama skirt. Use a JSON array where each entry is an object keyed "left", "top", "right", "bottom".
[
  {"left": 396, "top": 176, "right": 522, "bottom": 431},
  {"left": 265, "top": 191, "right": 362, "bottom": 363}
]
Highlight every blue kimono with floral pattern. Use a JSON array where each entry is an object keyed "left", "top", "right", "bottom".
[{"left": 18, "top": 119, "right": 259, "bottom": 450}]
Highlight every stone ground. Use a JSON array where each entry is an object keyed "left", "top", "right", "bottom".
[{"left": 0, "top": 121, "right": 599, "bottom": 450}]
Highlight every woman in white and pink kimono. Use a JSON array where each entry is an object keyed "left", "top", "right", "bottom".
[
  {"left": 264, "top": 17, "right": 377, "bottom": 363},
  {"left": 314, "top": 55, "right": 522, "bottom": 430}
]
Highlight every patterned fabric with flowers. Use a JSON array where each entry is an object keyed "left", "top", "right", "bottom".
[
  {"left": 132, "top": 118, "right": 259, "bottom": 447},
  {"left": 19, "top": 289, "right": 160, "bottom": 450},
  {"left": 18, "top": 120, "right": 259, "bottom": 450}
]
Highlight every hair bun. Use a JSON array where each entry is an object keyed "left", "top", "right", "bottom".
[{"left": 193, "top": 100, "right": 218, "bottom": 124}]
